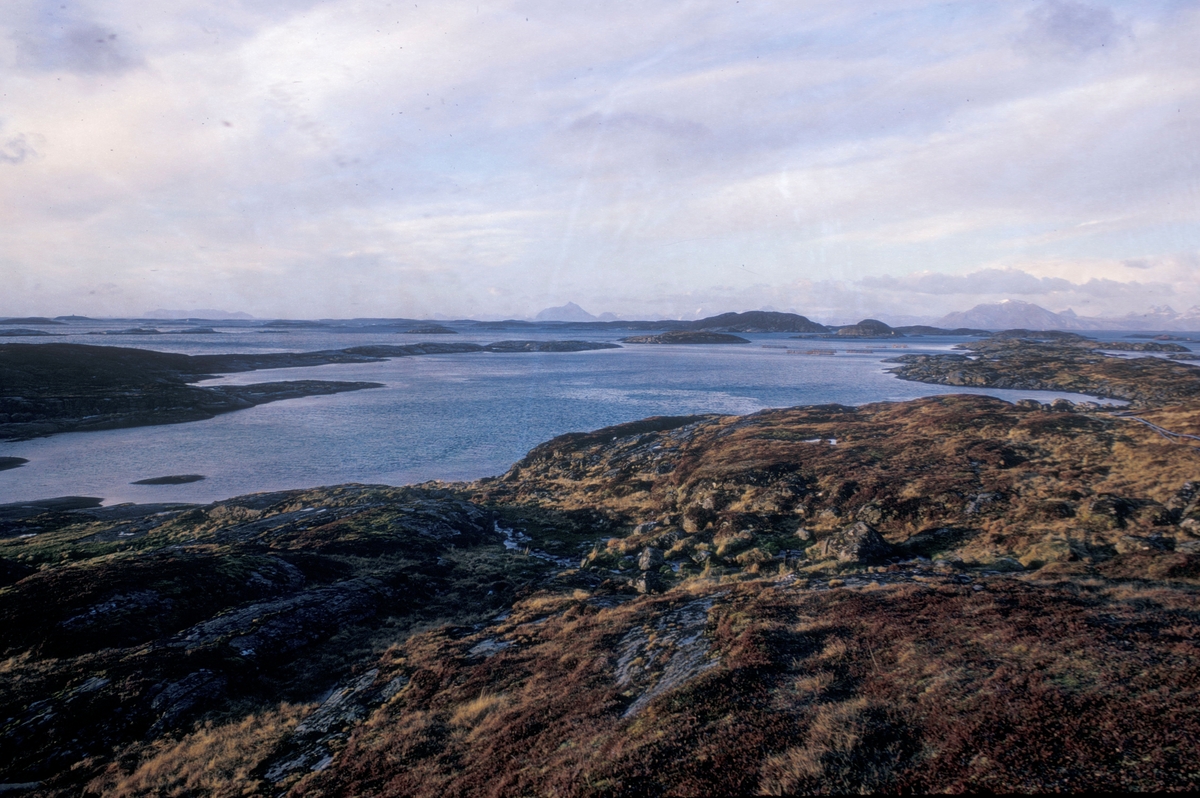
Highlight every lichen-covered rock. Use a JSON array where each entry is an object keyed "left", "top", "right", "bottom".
[
  {"left": 1082, "top": 495, "right": 1137, "bottom": 530},
  {"left": 1018, "top": 537, "right": 1074, "bottom": 568},
  {"left": 809, "top": 521, "right": 893, "bottom": 564},
  {"left": 1167, "top": 481, "right": 1200, "bottom": 530},
  {"left": 637, "top": 547, "right": 664, "bottom": 571}
]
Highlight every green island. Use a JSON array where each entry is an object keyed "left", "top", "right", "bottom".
[{"left": 2, "top": 334, "right": 1200, "bottom": 794}]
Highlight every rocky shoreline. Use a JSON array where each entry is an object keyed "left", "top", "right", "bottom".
[{"left": 887, "top": 331, "right": 1200, "bottom": 405}]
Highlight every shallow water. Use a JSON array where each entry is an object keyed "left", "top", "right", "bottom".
[{"left": 0, "top": 321, "right": 1147, "bottom": 505}]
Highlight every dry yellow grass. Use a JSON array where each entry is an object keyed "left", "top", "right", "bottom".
[
  {"left": 449, "top": 692, "right": 507, "bottom": 729},
  {"left": 758, "top": 698, "right": 888, "bottom": 795},
  {"left": 88, "top": 704, "right": 308, "bottom": 797}
]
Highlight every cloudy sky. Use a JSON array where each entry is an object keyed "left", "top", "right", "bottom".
[{"left": 1, "top": 0, "right": 1197, "bottom": 321}]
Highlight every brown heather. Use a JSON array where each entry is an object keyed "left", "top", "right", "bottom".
[{"left": 87, "top": 704, "right": 308, "bottom": 797}]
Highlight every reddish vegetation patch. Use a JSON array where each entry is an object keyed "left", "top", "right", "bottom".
[{"left": 296, "top": 577, "right": 1200, "bottom": 796}]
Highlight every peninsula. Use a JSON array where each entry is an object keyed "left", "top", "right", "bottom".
[
  {"left": 889, "top": 331, "right": 1200, "bottom": 405},
  {"left": 0, "top": 340, "right": 620, "bottom": 440}
]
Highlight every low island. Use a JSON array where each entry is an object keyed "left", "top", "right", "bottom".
[{"left": 620, "top": 331, "right": 751, "bottom": 344}]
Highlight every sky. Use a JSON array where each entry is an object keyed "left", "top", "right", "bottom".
[{"left": 1, "top": 0, "right": 1197, "bottom": 321}]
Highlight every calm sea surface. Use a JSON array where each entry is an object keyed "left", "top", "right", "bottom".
[{"left": 0, "top": 320, "right": 1158, "bottom": 505}]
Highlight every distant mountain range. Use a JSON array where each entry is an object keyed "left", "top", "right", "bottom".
[
  {"left": 936, "top": 300, "right": 1200, "bottom": 332},
  {"left": 534, "top": 303, "right": 620, "bottom": 322},
  {"left": 534, "top": 299, "right": 1200, "bottom": 334},
  {"left": 47, "top": 299, "right": 1200, "bottom": 332}
]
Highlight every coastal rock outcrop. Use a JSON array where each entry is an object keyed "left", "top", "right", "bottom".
[{"left": 888, "top": 333, "right": 1200, "bottom": 404}]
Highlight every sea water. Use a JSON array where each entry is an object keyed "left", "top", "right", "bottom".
[{"left": 0, "top": 320, "right": 1158, "bottom": 505}]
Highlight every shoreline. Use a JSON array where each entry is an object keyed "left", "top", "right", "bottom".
[
  {"left": 0, "top": 340, "right": 619, "bottom": 442},
  {"left": 0, "top": 389, "right": 1133, "bottom": 510}
]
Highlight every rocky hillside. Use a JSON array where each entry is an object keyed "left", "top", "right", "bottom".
[
  {"left": 3, "top": 384, "right": 1199, "bottom": 794},
  {"left": 0, "top": 485, "right": 582, "bottom": 795},
  {"left": 474, "top": 394, "right": 1200, "bottom": 573}
]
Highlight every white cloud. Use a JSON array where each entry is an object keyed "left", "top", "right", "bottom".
[
  {"left": 0, "top": 0, "right": 1196, "bottom": 318},
  {"left": 861, "top": 269, "right": 1075, "bottom": 295}
]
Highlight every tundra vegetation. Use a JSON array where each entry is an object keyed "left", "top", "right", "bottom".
[{"left": 2, "top": 333, "right": 1200, "bottom": 795}]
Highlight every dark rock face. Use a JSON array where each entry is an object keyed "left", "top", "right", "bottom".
[
  {"left": 176, "top": 577, "right": 392, "bottom": 663},
  {"left": 634, "top": 571, "right": 666, "bottom": 593},
  {"left": 146, "top": 670, "right": 229, "bottom": 736},
  {"left": 1166, "top": 481, "right": 1199, "bottom": 518},
  {"left": 1172, "top": 481, "right": 1200, "bottom": 533},
  {"left": 811, "top": 521, "right": 894, "bottom": 563},
  {"left": 263, "top": 668, "right": 409, "bottom": 783}
]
